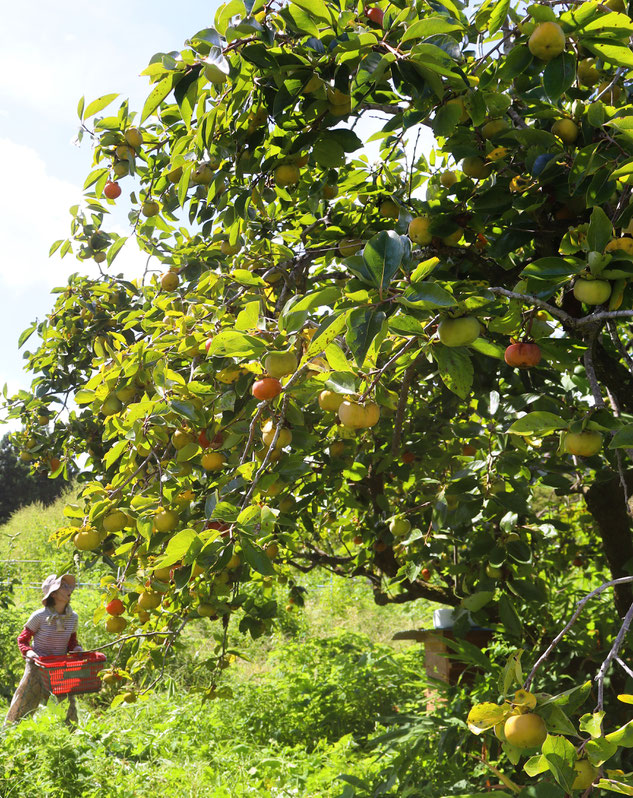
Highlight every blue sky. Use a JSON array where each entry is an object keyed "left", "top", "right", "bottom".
[{"left": 0, "top": 2, "right": 222, "bottom": 402}]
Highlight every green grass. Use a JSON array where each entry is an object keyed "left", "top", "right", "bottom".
[{"left": 0, "top": 495, "right": 442, "bottom": 798}]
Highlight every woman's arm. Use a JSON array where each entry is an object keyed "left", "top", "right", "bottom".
[{"left": 17, "top": 627, "right": 35, "bottom": 658}]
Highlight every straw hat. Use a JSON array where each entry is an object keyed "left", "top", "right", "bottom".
[{"left": 41, "top": 574, "right": 76, "bottom": 604}]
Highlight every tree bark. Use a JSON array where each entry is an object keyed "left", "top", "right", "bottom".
[{"left": 584, "top": 471, "right": 633, "bottom": 618}]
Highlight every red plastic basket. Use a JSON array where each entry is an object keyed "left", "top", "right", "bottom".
[{"left": 34, "top": 652, "right": 107, "bottom": 697}]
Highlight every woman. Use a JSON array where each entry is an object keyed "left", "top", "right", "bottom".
[{"left": 4, "top": 573, "right": 83, "bottom": 726}]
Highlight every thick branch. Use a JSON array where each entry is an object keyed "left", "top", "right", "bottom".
[
  {"left": 584, "top": 472, "right": 633, "bottom": 617},
  {"left": 291, "top": 546, "right": 458, "bottom": 606},
  {"left": 371, "top": 578, "right": 459, "bottom": 607}
]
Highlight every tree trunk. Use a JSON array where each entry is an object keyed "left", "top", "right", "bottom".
[{"left": 584, "top": 471, "right": 633, "bottom": 618}]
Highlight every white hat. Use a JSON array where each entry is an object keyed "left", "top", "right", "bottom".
[{"left": 41, "top": 574, "right": 76, "bottom": 604}]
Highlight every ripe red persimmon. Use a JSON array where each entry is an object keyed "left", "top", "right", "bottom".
[
  {"left": 105, "top": 598, "right": 125, "bottom": 616},
  {"left": 252, "top": 377, "right": 283, "bottom": 400},
  {"left": 421, "top": 567, "right": 431, "bottom": 580},
  {"left": 198, "top": 429, "right": 210, "bottom": 449},
  {"left": 504, "top": 342, "right": 541, "bottom": 368},
  {"left": 365, "top": 6, "right": 384, "bottom": 25},
  {"left": 104, "top": 181, "right": 122, "bottom": 200},
  {"left": 401, "top": 450, "right": 415, "bottom": 464}
]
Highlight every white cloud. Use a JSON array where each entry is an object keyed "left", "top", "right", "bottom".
[
  {"left": 0, "top": 138, "right": 156, "bottom": 292},
  {"left": 0, "top": 138, "right": 82, "bottom": 289}
]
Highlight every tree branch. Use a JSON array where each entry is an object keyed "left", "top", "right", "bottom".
[{"left": 524, "top": 576, "right": 633, "bottom": 689}]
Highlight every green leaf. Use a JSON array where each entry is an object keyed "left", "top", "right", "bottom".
[
  {"left": 164, "top": 368, "right": 186, "bottom": 386},
  {"left": 606, "top": 719, "right": 633, "bottom": 747},
  {"left": 18, "top": 323, "right": 37, "bottom": 349},
  {"left": 443, "top": 636, "right": 494, "bottom": 670},
  {"left": 596, "top": 779, "right": 633, "bottom": 795},
  {"left": 462, "top": 590, "right": 495, "bottom": 612},
  {"left": 345, "top": 308, "right": 387, "bottom": 367},
  {"left": 612, "top": 160, "right": 633, "bottom": 180},
  {"left": 543, "top": 52, "right": 576, "bottom": 102},
  {"left": 235, "top": 300, "right": 261, "bottom": 331},
  {"left": 518, "top": 782, "right": 565, "bottom": 798},
  {"left": 287, "top": 4, "right": 320, "bottom": 35},
  {"left": 410, "top": 257, "right": 440, "bottom": 282},
  {"left": 540, "top": 681, "right": 592, "bottom": 713},
  {"left": 560, "top": 1, "right": 603, "bottom": 31},
  {"left": 507, "top": 412, "right": 566, "bottom": 436},
  {"left": 609, "top": 424, "right": 633, "bottom": 449},
  {"left": 154, "top": 529, "right": 200, "bottom": 568},
  {"left": 498, "top": 593, "right": 522, "bottom": 638},
  {"left": 542, "top": 735, "right": 576, "bottom": 793},
  {"left": 588, "top": 206, "right": 614, "bottom": 252},
  {"left": 83, "top": 93, "right": 119, "bottom": 120},
  {"left": 107, "top": 236, "right": 127, "bottom": 266},
  {"left": 291, "top": 0, "right": 333, "bottom": 23},
  {"left": 499, "top": 649, "right": 524, "bottom": 695},
  {"left": 313, "top": 137, "right": 345, "bottom": 168},
  {"left": 580, "top": 711, "right": 605, "bottom": 738},
  {"left": 432, "top": 101, "right": 465, "bottom": 137},
  {"left": 584, "top": 39, "right": 633, "bottom": 67},
  {"left": 75, "top": 390, "right": 96, "bottom": 405},
  {"left": 569, "top": 143, "right": 603, "bottom": 190},
  {"left": 401, "top": 16, "right": 463, "bottom": 42},
  {"left": 141, "top": 74, "right": 176, "bottom": 123},
  {"left": 585, "top": 737, "right": 618, "bottom": 766},
  {"left": 524, "top": 755, "right": 551, "bottom": 777},
  {"left": 325, "top": 371, "right": 357, "bottom": 394},
  {"left": 282, "top": 287, "right": 341, "bottom": 316},
  {"left": 618, "top": 694, "right": 633, "bottom": 704},
  {"left": 241, "top": 538, "right": 276, "bottom": 576},
  {"left": 170, "top": 400, "right": 198, "bottom": 422},
  {"left": 583, "top": 10, "right": 633, "bottom": 33},
  {"left": 202, "top": 49, "right": 230, "bottom": 82},
  {"left": 489, "top": 0, "right": 511, "bottom": 33},
  {"left": 205, "top": 330, "right": 268, "bottom": 357},
  {"left": 541, "top": 705, "right": 577, "bottom": 736},
  {"left": 305, "top": 311, "right": 351, "bottom": 359},
  {"left": 520, "top": 257, "right": 583, "bottom": 280},
  {"left": 324, "top": 343, "right": 353, "bottom": 372},
  {"left": 499, "top": 45, "right": 533, "bottom": 79},
  {"left": 327, "top": 129, "right": 363, "bottom": 152},
  {"left": 471, "top": 338, "right": 505, "bottom": 359},
  {"left": 103, "top": 439, "right": 129, "bottom": 470},
  {"left": 464, "top": 90, "right": 487, "bottom": 127},
  {"left": 215, "top": 0, "right": 246, "bottom": 35},
  {"left": 467, "top": 702, "right": 508, "bottom": 733},
  {"left": 362, "top": 231, "right": 409, "bottom": 290},
  {"left": 400, "top": 282, "right": 456, "bottom": 308},
  {"left": 433, "top": 344, "right": 473, "bottom": 398}
]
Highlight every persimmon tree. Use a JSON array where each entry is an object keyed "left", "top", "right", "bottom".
[{"left": 7, "top": 0, "right": 633, "bottom": 790}]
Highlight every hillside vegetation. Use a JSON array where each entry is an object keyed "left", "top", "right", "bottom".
[{"left": 0, "top": 497, "right": 449, "bottom": 798}]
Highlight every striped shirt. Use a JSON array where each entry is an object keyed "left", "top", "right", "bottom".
[{"left": 24, "top": 607, "right": 79, "bottom": 657}]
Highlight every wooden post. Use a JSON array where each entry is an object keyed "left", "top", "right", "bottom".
[{"left": 393, "top": 627, "right": 493, "bottom": 710}]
